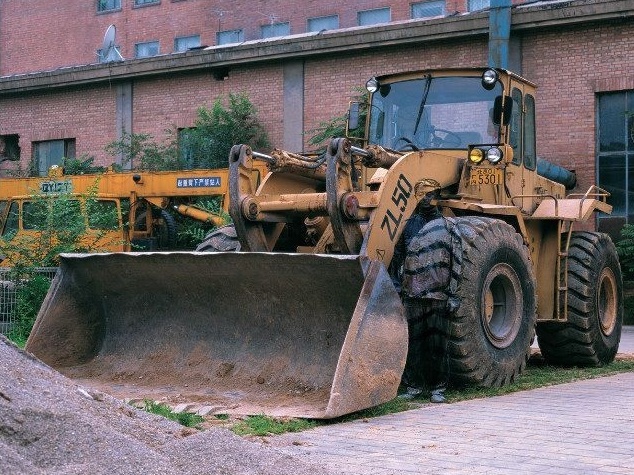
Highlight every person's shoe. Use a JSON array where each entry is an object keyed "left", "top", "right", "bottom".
[
  {"left": 430, "top": 384, "right": 447, "bottom": 403},
  {"left": 398, "top": 386, "right": 424, "bottom": 400}
]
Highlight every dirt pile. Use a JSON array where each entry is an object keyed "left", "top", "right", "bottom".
[{"left": 0, "top": 336, "right": 340, "bottom": 475}]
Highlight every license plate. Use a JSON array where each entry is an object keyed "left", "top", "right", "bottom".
[{"left": 469, "top": 167, "right": 503, "bottom": 186}]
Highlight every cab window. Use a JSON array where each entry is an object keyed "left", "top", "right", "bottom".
[
  {"left": 23, "top": 199, "right": 82, "bottom": 230},
  {"left": 87, "top": 199, "right": 119, "bottom": 230},
  {"left": 509, "top": 88, "right": 522, "bottom": 165},
  {"left": 2, "top": 202, "right": 19, "bottom": 239},
  {"left": 524, "top": 94, "right": 536, "bottom": 170}
]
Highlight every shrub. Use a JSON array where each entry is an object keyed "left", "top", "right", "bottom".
[
  {"left": 616, "top": 224, "right": 634, "bottom": 282},
  {"left": 180, "top": 93, "right": 270, "bottom": 169},
  {"left": 6, "top": 273, "right": 52, "bottom": 347},
  {"left": 105, "top": 132, "right": 181, "bottom": 171},
  {"left": 1, "top": 186, "right": 120, "bottom": 345}
]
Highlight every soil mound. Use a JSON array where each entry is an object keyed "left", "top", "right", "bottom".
[{"left": 0, "top": 336, "right": 339, "bottom": 475}]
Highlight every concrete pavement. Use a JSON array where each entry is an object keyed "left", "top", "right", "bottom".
[{"left": 272, "top": 328, "right": 634, "bottom": 474}]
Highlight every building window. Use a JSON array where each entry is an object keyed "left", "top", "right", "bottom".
[
  {"left": 0, "top": 134, "right": 20, "bottom": 162},
  {"left": 597, "top": 91, "right": 634, "bottom": 237},
  {"left": 307, "top": 15, "right": 339, "bottom": 32},
  {"left": 468, "top": 0, "right": 490, "bottom": 11},
  {"left": 217, "top": 29, "right": 244, "bottom": 45},
  {"left": 358, "top": 7, "right": 391, "bottom": 26},
  {"left": 97, "top": 0, "right": 121, "bottom": 12},
  {"left": 134, "top": 0, "right": 159, "bottom": 6},
  {"left": 174, "top": 35, "right": 201, "bottom": 52},
  {"left": 261, "top": 22, "right": 290, "bottom": 39},
  {"left": 411, "top": 1, "right": 444, "bottom": 18},
  {"left": 135, "top": 41, "right": 159, "bottom": 58},
  {"left": 32, "top": 139, "right": 75, "bottom": 176}
]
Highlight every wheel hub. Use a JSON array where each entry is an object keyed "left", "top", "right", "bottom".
[
  {"left": 598, "top": 267, "right": 618, "bottom": 336},
  {"left": 481, "top": 263, "right": 523, "bottom": 349}
]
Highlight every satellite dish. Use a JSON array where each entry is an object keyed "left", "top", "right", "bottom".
[{"left": 101, "top": 24, "right": 124, "bottom": 62}]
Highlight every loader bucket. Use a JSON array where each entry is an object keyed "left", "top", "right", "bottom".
[{"left": 26, "top": 252, "right": 407, "bottom": 419}]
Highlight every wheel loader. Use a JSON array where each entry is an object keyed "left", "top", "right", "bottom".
[{"left": 25, "top": 67, "right": 623, "bottom": 419}]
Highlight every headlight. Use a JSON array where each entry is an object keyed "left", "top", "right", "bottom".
[
  {"left": 469, "top": 148, "right": 484, "bottom": 163},
  {"left": 481, "top": 69, "right": 498, "bottom": 90},
  {"left": 486, "top": 147, "right": 503, "bottom": 163},
  {"left": 366, "top": 77, "right": 379, "bottom": 93}
]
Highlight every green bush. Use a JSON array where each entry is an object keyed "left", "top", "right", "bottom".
[
  {"left": 172, "top": 196, "right": 229, "bottom": 249},
  {"left": 180, "top": 93, "right": 270, "bottom": 169},
  {"left": 105, "top": 132, "right": 181, "bottom": 171},
  {"left": 6, "top": 273, "right": 53, "bottom": 347},
  {"left": 2, "top": 186, "right": 119, "bottom": 345},
  {"left": 616, "top": 224, "right": 634, "bottom": 282},
  {"left": 104, "top": 93, "right": 269, "bottom": 249}
]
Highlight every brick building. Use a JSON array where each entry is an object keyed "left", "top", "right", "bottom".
[{"left": 0, "top": 0, "right": 633, "bottom": 235}]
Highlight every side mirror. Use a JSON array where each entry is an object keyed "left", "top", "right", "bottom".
[
  {"left": 348, "top": 102, "right": 360, "bottom": 130},
  {"left": 493, "top": 96, "right": 513, "bottom": 126}
]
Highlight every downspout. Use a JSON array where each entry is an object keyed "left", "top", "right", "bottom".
[{"left": 488, "top": 0, "right": 512, "bottom": 69}]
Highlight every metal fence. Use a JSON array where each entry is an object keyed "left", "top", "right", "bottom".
[{"left": 0, "top": 267, "right": 58, "bottom": 335}]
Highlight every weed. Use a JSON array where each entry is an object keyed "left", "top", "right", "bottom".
[
  {"left": 142, "top": 400, "right": 204, "bottom": 428},
  {"left": 231, "top": 415, "right": 316, "bottom": 437},
  {"left": 442, "top": 359, "right": 634, "bottom": 403},
  {"left": 229, "top": 359, "right": 634, "bottom": 437}
]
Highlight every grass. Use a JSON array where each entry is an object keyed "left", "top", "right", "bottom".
[
  {"left": 443, "top": 358, "right": 634, "bottom": 403},
  {"left": 142, "top": 399, "right": 204, "bottom": 428},
  {"left": 226, "top": 357, "right": 634, "bottom": 436},
  {"left": 231, "top": 414, "right": 317, "bottom": 436}
]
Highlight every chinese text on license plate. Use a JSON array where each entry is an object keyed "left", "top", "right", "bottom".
[{"left": 469, "top": 167, "right": 503, "bottom": 186}]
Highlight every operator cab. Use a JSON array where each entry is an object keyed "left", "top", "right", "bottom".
[{"left": 356, "top": 69, "right": 508, "bottom": 153}]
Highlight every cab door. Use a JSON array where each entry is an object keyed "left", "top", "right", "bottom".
[{"left": 505, "top": 82, "right": 538, "bottom": 214}]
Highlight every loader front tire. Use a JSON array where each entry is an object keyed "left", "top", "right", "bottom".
[
  {"left": 405, "top": 217, "right": 536, "bottom": 388},
  {"left": 195, "top": 224, "right": 241, "bottom": 252},
  {"left": 536, "top": 232, "right": 623, "bottom": 366}
]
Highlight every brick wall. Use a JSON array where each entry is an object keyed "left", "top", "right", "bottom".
[
  {"left": 522, "top": 20, "right": 634, "bottom": 192},
  {"left": 1, "top": 0, "right": 502, "bottom": 76}
]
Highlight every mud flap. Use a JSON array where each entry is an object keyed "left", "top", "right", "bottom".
[{"left": 26, "top": 252, "right": 407, "bottom": 419}]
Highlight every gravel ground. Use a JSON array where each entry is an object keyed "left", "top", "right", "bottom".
[{"left": 0, "top": 336, "right": 341, "bottom": 475}]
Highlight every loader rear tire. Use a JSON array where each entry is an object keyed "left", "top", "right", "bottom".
[
  {"left": 195, "top": 224, "right": 241, "bottom": 252},
  {"left": 404, "top": 217, "right": 536, "bottom": 388},
  {"left": 536, "top": 232, "right": 623, "bottom": 366}
]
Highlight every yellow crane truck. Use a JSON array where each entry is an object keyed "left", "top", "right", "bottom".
[
  {"left": 26, "top": 67, "right": 623, "bottom": 419},
  {"left": 0, "top": 164, "right": 266, "bottom": 265}
]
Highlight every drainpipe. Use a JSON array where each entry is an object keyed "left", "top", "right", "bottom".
[{"left": 488, "top": 0, "right": 512, "bottom": 69}]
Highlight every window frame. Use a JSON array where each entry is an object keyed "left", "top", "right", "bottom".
[
  {"left": 97, "top": 0, "right": 121, "bottom": 12},
  {"left": 216, "top": 29, "right": 244, "bottom": 46},
  {"left": 411, "top": 1, "right": 444, "bottom": 19},
  {"left": 261, "top": 22, "right": 291, "bottom": 39},
  {"left": 32, "top": 139, "right": 76, "bottom": 176},
  {"left": 134, "top": 41, "right": 160, "bottom": 58},
  {"left": 357, "top": 7, "right": 391, "bottom": 26},
  {"left": 133, "top": 0, "right": 160, "bottom": 7},
  {"left": 468, "top": 0, "right": 490, "bottom": 12},
  {"left": 307, "top": 15, "right": 339, "bottom": 32},
  {"left": 174, "top": 34, "right": 201, "bottom": 52},
  {"left": 596, "top": 90, "right": 634, "bottom": 235}
]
